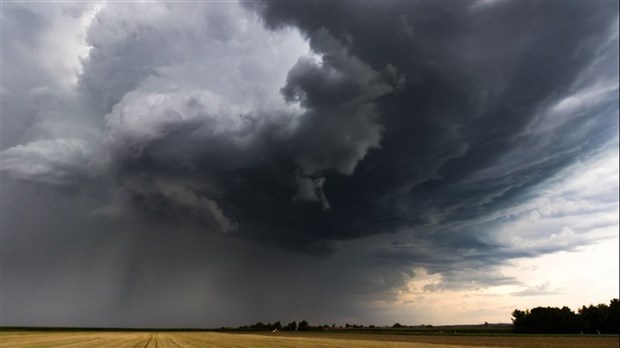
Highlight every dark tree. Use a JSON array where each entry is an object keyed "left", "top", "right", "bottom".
[
  {"left": 512, "top": 306, "right": 577, "bottom": 333},
  {"left": 512, "top": 298, "right": 619, "bottom": 334},
  {"left": 298, "top": 320, "right": 309, "bottom": 331},
  {"left": 286, "top": 321, "right": 297, "bottom": 331},
  {"left": 252, "top": 322, "right": 266, "bottom": 330},
  {"left": 608, "top": 299, "right": 620, "bottom": 333},
  {"left": 511, "top": 309, "right": 528, "bottom": 333}
]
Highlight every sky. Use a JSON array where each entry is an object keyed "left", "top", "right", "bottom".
[{"left": 0, "top": 0, "right": 618, "bottom": 328}]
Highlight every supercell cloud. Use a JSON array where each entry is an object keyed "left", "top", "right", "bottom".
[{"left": 1, "top": 1, "right": 618, "bottom": 327}]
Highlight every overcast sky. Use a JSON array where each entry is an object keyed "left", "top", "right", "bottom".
[{"left": 1, "top": 0, "right": 618, "bottom": 328}]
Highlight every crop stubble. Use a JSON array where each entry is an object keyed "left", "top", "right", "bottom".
[{"left": 1, "top": 331, "right": 618, "bottom": 347}]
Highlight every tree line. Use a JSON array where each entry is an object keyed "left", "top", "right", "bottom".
[
  {"left": 512, "top": 298, "right": 619, "bottom": 334},
  {"left": 227, "top": 321, "right": 389, "bottom": 331},
  {"left": 234, "top": 320, "right": 314, "bottom": 331}
]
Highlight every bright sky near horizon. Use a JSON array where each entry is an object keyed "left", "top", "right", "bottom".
[{"left": 1, "top": 0, "right": 618, "bottom": 327}]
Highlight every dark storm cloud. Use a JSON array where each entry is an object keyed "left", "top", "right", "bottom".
[
  {"left": 1, "top": 1, "right": 618, "bottom": 327},
  {"left": 231, "top": 0, "right": 618, "bottom": 252},
  {"left": 5, "top": 1, "right": 615, "bottom": 251}
]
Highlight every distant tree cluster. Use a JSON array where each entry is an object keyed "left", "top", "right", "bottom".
[
  {"left": 512, "top": 298, "right": 619, "bottom": 334},
  {"left": 231, "top": 321, "right": 432, "bottom": 332},
  {"left": 234, "top": 320, "right": 319, "bottom": 331}
]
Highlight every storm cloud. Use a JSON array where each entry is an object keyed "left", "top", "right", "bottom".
[{"left": 1, "top": 1, "right": 618, "bottom": 327}]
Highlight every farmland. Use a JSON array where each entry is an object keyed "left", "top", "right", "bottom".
[{"left": 1, "top": 330, "right": 618, "bottom": 348}]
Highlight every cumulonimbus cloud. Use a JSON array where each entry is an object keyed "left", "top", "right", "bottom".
[{"left": 1, "top": 0, "right": 618, "bottom": 327}]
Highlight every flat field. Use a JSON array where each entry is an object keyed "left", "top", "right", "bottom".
[{"left": 1, "top": 330, "right": 618, "bottom": 348}]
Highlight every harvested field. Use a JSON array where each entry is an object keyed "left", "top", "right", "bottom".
[
  {"left": 260, "top": 331, "right": 620, "bottom": 348},
  {"left": 0, "top": 330, "right": 618, "bottom": 348}
]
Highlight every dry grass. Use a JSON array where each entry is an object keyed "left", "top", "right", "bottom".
[
  {"left": 263, "top": 331, "right": 620, "bottom": 348},
  {"left": 0, "top": 330, "right": 618, "bottom": 348},
  {"left": 0, "top": 331, "right": 491, "bottom": 348}
]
